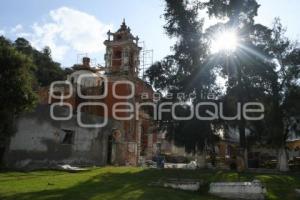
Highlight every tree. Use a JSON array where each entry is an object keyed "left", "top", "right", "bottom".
[
  {"left": 146, "top": 0, "right": 300, "bottom": 172},
  {"left": 14, "top": 38, "right": 65, "bottom": 87},
  {"left": 204, "top": 0, "right": 300, "bottom": 171},
  {"left": 146, "top": 0, "right": 220, "bottom": 166},
  {"left": 0, "top": 36, "right": 37, "bottom": 162},
  {"left": 202, "top": 0, "right": 288, "bottom": 170},
  {"left": 261, "top": 19, "right": 300, "bottom": 171}
]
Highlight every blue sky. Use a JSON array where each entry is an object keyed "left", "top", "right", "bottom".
[{"left": 0, "top": 0, "right": 299, "bottom": 68}]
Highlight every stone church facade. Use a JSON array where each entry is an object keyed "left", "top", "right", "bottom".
[{"left": 3, "top": 21, "right": 158, "bottom": 169}]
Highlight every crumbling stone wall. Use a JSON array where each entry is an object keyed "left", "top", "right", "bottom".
[{"left": 3, "top": 104, "right": 121, "bottom": 170}]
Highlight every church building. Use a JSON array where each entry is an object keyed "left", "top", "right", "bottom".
[{"left": 3, "top": 21, "right": 158, "bottom": 169}]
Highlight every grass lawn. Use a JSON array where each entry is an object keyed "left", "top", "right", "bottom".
[{"left": 0, "top": 167, "right": 300, "bottom": 200}]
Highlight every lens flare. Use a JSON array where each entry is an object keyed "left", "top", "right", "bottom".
[{"left": 211, "top": 30, "right": 238, "bottom": 53}]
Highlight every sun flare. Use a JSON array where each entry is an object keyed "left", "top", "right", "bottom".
[{"left": 211, "top": 30, "right": 238, "bottom": 53}]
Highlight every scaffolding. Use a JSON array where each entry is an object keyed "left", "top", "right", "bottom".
[
  {"left": 139, "top": 41, "right": 153, "bottom": 82},
  {"left": 75, "top": 41, "right": 154, "bottom": 77}
]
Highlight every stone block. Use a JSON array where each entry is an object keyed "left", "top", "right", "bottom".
[
  {"left": 209, "top": 180, "right": 266, "bottom": 200},
  {"left": 163, "top": 179, "right": 201, "bottom": 191}
]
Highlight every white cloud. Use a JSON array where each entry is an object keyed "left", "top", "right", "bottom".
[
  {"left": 15, "top": 7, "right": 112, "bottom": 62},
  {"left": 10, "top": 24, "right": 23, "bottom": 33},
  {"left": 0, "top": 29, "right": 5, "bottom": 35}
]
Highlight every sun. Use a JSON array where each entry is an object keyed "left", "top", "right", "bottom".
[{"left": 211, "top": 30, "right": 238, "bottom": 54}]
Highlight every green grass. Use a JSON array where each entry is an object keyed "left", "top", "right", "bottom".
[{"left": 0, "top": 167, "right": 299, "bottom": 200}]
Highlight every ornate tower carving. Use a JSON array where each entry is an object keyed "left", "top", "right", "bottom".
[{"left": 104, "top": 20, "right": 141, "bottom": 76}]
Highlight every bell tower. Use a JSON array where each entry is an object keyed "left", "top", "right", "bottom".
[{"left": 104, "top": 19, "right": 141, "bottom": 76}]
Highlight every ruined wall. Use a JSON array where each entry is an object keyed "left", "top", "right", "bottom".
[
  {"left": 3, "top": 104, "right": 121, "bottom": 169},
  {"left": 21, "top": 65, "right": 157, "bottom": 168}
]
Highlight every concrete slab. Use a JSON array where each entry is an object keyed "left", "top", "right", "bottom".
[{"left": 209, "top": 180, "right": 267, "bottom": 200}]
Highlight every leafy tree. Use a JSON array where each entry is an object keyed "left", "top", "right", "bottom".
[
  {"left": 204, "top": 0, "right": 300, "bottom": 171},
  {"left": 14, "top": 38, "right": 65, "bottom": 87},
  {"left": 202, "top": 0, "right": 282, "bottom": 170},
  {"left": 0, "top": 36, "right": 37, "bottom": 162},
  {"left": 261, "top": 19, "right": 300, "bottom": 171},
  {"left": 149, "top": 0, "right": 300, "bottom": 172},
  {"left": 146, "top": 0, "right": 220, "bottom": 165}
]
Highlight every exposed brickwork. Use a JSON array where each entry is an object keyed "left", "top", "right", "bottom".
[{"left": 41, "top": 21, "right": 157, "bottom": 166}]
